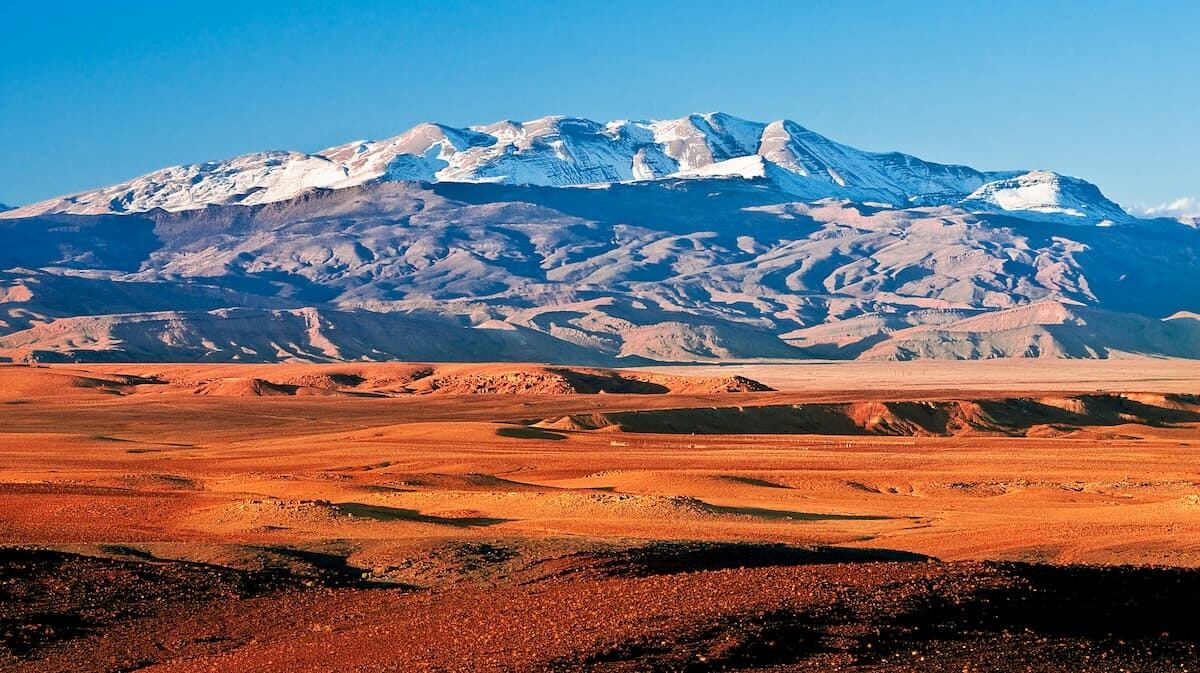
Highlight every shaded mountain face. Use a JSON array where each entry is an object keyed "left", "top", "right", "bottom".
[
  {"left": 2, "top": 113, "right": 1129, "bottom": 226},
  {"left": 1, "top": 179, "right": 1197, "bottom": 363}
]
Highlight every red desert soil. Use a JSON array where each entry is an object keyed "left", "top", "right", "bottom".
[{"left": 2, "top": 359, "right": 1200, "bottom": 672}]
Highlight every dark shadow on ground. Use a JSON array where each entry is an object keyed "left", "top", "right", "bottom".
[
  {"left": 588, "top": 541, "right": 931, "bottom": 577},
  {"left": 0, "top": 547, "right": 396, "bottom": 658},
  {"left": 495, "top": 426, "right": 569, "bottom": 441},
  {"left": 553, "top": 557, "right": 1200, "bottom": 672},
  {"left": 334, "top": 502, "right": 513, "bottom": 527}
]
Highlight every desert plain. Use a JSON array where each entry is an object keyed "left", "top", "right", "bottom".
[{"left": 3, "top": 358, "right": 1200, "bottom": 672}]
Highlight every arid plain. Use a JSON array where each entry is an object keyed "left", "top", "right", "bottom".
[{"left": 3, "top": 359, "right": 1200, "bottom": 672}]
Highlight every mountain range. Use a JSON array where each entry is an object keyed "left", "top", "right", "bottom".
[
  {"left": 1, "top": 113, "right": 1197, "bottom": 363},
  {"left": 3, "top": 113, "right": 1133, "bottom": 223}
]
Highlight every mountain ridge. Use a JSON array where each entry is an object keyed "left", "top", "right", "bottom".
[{"left": 1, "top": 113, "right": 1129, "bottom": 225}]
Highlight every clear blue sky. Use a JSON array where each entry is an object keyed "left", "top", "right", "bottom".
[{"left": 2, "top": 0, "right": 1197, "bottom": 213}]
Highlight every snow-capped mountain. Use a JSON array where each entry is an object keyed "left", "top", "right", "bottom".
[
  {"left": 0, "top": 113, "right": 1191, "bottom": 364},
  {"left": 1, "top": 113, "right": 1128, "bottom": 224}
]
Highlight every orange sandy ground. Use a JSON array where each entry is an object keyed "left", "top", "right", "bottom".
[
  {"left": 2, "top": 360, "right": 1200, "bottom": 672},
  {"left": 2, "top": 360, "right": 1198, "bottom": 567}
]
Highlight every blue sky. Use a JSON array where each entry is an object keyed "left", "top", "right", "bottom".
[{"left": 2, "top": 0, "right": 1197, "bottom": 214}]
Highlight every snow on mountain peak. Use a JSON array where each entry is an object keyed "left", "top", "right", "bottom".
[
  {"left": 0, "top": 113, "right": 1129, "bottom": 223},
  {"left": 965, "top": 170, "right": 1130, "bottom": 223},
  {"left": 675, "top": 154, "right": 770, "bottom": 180}
]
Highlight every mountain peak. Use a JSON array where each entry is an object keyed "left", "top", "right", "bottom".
[{"left": 965, "top": 170, "right": 1129, "bottom": 223}]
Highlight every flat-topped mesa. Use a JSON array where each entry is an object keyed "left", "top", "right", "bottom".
[
  {"left": 534, "top": 392, "right": 1200, "bottom": 437},
  {"left": 1, "top": 113, "right": 1128, "bottom": 224}
]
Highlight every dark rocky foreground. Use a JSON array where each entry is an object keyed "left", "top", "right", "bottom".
[{"left": 3, "top": 543, "right": 1199, "bottom": 672}]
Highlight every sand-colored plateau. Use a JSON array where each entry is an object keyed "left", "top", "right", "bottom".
[{"left": 3, "top": 360, "right": 1200, "bottom": 672}]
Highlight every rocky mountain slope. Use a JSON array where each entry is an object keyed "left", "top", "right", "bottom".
[{"left": 1, "top": 171, "right": 1197, "bottom": 363}]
